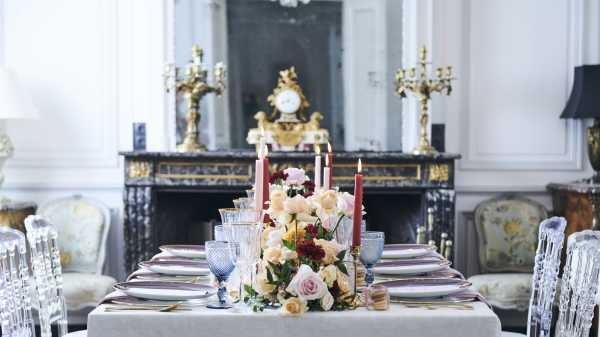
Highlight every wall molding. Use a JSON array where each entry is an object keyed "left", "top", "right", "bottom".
[{"left": 457, "top": 0, "right": 584, "bottom": 171}]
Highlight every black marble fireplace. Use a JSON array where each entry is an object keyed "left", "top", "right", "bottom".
[{"left": 120, "top": 150, "right": 460, "bottom": 274}]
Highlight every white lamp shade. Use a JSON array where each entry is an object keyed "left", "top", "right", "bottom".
[{"left": 0, "top": 67, "right": 40, "bottom": 119}]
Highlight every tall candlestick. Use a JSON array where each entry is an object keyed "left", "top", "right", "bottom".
[
  {"left": 323, "top": 155, "right": 331, "bottom": 190},
  {"left": 254, "top": 146, "right": 264, "bottom": 211},
  {"left": 314, "top": 145, "right": 322, "bottom": 190},
  {"left": 327, "top": 142, "right": 333, "bottom": 188},
  {"left": 352, "top": 159, "right": 363, "bottom": 247},
  {"left": 262, "top": 145, "right": 270, "bottom": 210}
]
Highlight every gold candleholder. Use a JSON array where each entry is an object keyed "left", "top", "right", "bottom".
[
  {"left": 164, "top": 45, "right": 226, "bottom": 152},
  {"left": 395, "top": 46, "right": 454, "bottom": 155},
  {"left": 351, "top": 245, "right": 361, "bottom": 307}
]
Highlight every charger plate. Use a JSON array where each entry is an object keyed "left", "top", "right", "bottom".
[
  {"left": 377, "top": 278, "right": 471, "bottom": 298},
  {"left": 113, "top": 281, "right": 216, "bottom": 301}
]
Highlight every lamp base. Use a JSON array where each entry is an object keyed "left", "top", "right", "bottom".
[
  {"left": 0, "top": 133, "right": 14, "bottom": 187},
  {"left": 587, "top": 119, "right": 600, "bottom": 183}
]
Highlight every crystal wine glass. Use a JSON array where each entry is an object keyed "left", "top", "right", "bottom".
[
  {"left": 223, "top": 222, "right": 262, "bottom": 306},
  {"left": 233, "top": 197, "right": 254, "bottom": 209},
  {"left": 214, "top": 224, "right": 226, "bottom": 241},
  {"left": 360, "top": 231, "right": 385, "bottom": 288},
  {"left": 205, "top": 241, "right": 237, "bottom": 309}
]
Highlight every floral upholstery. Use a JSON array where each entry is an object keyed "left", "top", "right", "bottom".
[
  {"left": 474, "top": 195, "right": 548, "bottom": 273},
  {"left": 468, "top": 273, "right": 532, "bottom": 311},
  {"left": 38, "top": 197, "right": 108, "bottom": 274},
  {"left": 62, "top": 273, "right": 116, "bottom": 310}
]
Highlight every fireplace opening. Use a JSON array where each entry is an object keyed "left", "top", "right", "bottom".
[{"left": 154, "top": 190, "right": 424, "bottom": 252}]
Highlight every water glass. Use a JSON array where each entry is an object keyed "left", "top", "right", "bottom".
[
  {"left": 233, "top": 197, "right": 254, "bottom": 209},
  {"left": 360, "top": 231, "right": 385, "bottom": 287},
  {"left": 205, "top": 241, "right": 237, "bottom": 309},
  {"left": 245, "top": 189, "right": 255, "bottom": 200},
  {"left": 219, "top": 208, "right": 262, "bottom": 224},
  {"left": 214, "top": 224, "right": 226, "bottom": 241},
  {"left": 223, "top": 222, "right": 262, "bottom": 304}
]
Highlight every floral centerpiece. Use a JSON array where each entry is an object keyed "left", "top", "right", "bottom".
[{"left": 246, "top": 167, "right": 361, "bottom": 315}]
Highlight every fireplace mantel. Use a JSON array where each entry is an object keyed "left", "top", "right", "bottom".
[{"left": 120, "top": 150, "right": 460, "bottom": 273}]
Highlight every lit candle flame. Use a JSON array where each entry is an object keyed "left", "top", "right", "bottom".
[
  {"left": 358, "top": 159, "right": 362, "bottom": 173},
  {"left": 315, "top": 144, "right": 321, "bottom": 155},
  {"left": 327, "top": 142, "right": 332, "bottom": 153}
]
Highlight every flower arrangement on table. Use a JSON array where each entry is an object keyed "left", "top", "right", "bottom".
[{"left": 246, "top": 167, "right": 362, "bottom": 315}]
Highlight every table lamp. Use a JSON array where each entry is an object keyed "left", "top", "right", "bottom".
[
  {"left": 560, "top": 65, "right": 600, "bottom": 182},
  {"left": 0, "top": 67, "right": 40, "bottom": 185}
]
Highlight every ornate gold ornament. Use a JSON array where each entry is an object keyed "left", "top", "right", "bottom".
[
  {"left": 395, "top": 46, "right": 454, "bottom": 155},
  {"left": 247, "top": 67, "right": 329, "bottom": 151},
  {"left": 165, "top": 45, "right": 226, "bottom": 152},
  {"left": 128, "top": 161, "right": 151, "bottom": 178},
  {"left": 428, "top": 164, "right": 449, "bottom": 182}
]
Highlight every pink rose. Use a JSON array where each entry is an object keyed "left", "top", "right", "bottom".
[
  {"left": 284, "top": 168, "right": 307, "bottom": 185},
  {"left": 337, "top": 192, "right": 355, "bottom": 217},
  {"left": 286, "top": 265, "right": 328, "bottom": 300}
]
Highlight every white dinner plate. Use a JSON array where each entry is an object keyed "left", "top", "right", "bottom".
[
  {"left": 113, "top": 281, "right": 215, "bottom": 301},
  {"left": 382, "top": 244, "right": 435, "bottom": 259},
  {"left": 372, "top": 260, "right": 450, "bottom": 276},
  {"left": 139, "top": 260, "right": 210, "bottom": 276},
  {"left": 377, "top": 279, "right": 471, "bottom": 298},
  {"left": 159, "top": 245, "right": 206, "bottom": 259}
]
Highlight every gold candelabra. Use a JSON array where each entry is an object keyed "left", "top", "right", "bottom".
[
  {"left": 395, "top": 46, "right": 454, "bottom": 155},
  {"left": 165, "top": 45, "right": 226, "bottom": 152}
]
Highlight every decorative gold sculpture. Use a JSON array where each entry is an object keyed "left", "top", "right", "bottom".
[
  {"left": 165, "top": 45, "right": 226, "bottom": 152},
  {"left": 395, "top": 46, "right": 454, "bottom": 155},
  {"left": 247, "top": 67, "right": 329, "bottom": 151}
]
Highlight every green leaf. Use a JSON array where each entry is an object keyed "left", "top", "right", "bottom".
[
  {"left": 336, "top": 261, "right": 348, "bottom": 275},
  {"left": 337, "top": 250, "right": 347, "bottom": 261},
  {"left": 244, "top": 284, "right": 258, "bottom": 297},
  {"left": 266, "top": 267, "right": 274, "bottom": 283}
]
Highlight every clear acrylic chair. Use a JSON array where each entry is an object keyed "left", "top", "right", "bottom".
[
  {"left": 502, "top": 216, "right": 567, "bottom": 337},
  {"left": 0, "top": 227, "right": 35, "bottom": 337},
  {"left": 554, "top": 230, "right": 600, "bottom": 337},
  {"left": 24, "top": 215, "right": 68, "bottom": 337}
]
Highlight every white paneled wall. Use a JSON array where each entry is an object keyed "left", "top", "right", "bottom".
[{"left": 1, "top": 0, "right": 599, "bottom": 279}]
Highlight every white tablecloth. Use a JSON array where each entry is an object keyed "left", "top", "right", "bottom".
[{"left": 87, "top": 302, "right": 501, "bottom": 337}]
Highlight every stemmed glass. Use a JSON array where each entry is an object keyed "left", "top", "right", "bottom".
[
  {"left": 360, "top": 231, "right": 385, "bottom": 288},
  {"left": 233, "top": 197, "right": 254, "bottom": 209},
  {"left": 224, "top": 222, "right": 262, "bottom": 304},
  {"left": 205, "top": 241, "right": 237, "bottom": 309}
]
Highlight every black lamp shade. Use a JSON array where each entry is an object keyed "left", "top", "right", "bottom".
[{"left": 561, "top": 65, "right": 600, "bottom": 119}]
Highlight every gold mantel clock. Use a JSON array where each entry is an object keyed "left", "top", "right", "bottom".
[{"left": 247, "top": 67, "right": 329, "bottom": 152}]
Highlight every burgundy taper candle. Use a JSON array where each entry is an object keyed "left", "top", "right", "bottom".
[{"left": 352, "top": 159, "right": 363, "bottom": 247}]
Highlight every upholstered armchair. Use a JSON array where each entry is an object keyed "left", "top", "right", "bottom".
[
  {"left": 36, "top": 195, "right": 116, "bottom": 321},
  {"left": 466, "top": 194, "right": 548, "bottom": 328}
]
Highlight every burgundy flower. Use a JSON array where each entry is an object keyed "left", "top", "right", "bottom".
[
  {"left": 302, "top": 180, "right": 315, "bottom": 192},
  {"left": 263, "top": 213, "right": 275, "bottom": 227},
  {"left": 303, "top": 191, "right": 313, "bottom": 198},
  {"left": 305, "top": 224, "right": 319, "bottom": 238},
  {"left": 269, "top": 170, "right": 289, "bottom": 184},
  {"left": 297, "top": 239, "right": 325, "bottom": 261}
]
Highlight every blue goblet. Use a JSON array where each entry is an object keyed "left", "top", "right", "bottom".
[
  {"left": 359, "top": 231, "right": 385, "bottom": 288},
  {"left": 206, "top": 240, "right": 237, "bottom": 309}
]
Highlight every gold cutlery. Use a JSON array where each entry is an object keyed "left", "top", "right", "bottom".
[{"left": 104, "top": 304, "right": 189, "bottom": 312}]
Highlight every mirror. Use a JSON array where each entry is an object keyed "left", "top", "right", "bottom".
[{"left": 173, "top": 0, "right": 404, "bottom": 151}]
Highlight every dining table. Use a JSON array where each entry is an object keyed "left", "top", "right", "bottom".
[{"left": 86, "top": 301, "right": 501, "bottom": 337}]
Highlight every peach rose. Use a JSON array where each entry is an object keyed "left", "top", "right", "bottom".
[
  {"left": 318, "top": 190, "right": 338, "bottom": 213},
  {"left": 314, "top": 239, "right": 343, "bottom": 265},
  {"left": 263, "top": 246, "right": 283, "bottom": 264},
  {"left": 269, "top": 189, "right": 287, "bottom": 214},
  {"left": 281, "top": 297, "right": 307, "bottom": 316},
  {"left": 255, "top": 273, "right": 276, "bottom": 295},
  {"left": 319, "top": 265, "right": 338, "bottom": 287},
  {"left": 284, "top": 195, "right": 311, "bottom": 215}
]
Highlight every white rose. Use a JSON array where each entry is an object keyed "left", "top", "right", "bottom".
[
  {"left": 286, "top": 265, "right": 328, "bottom": 301},
  {"left": 267, "top": 227, "right": 286, "bottom": 248},
  {"left": 281, "top": 247, "right": 298, "bottom": 262},
  {"left": 320, "top": 290, "right": 334, "bottom": 311}
]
